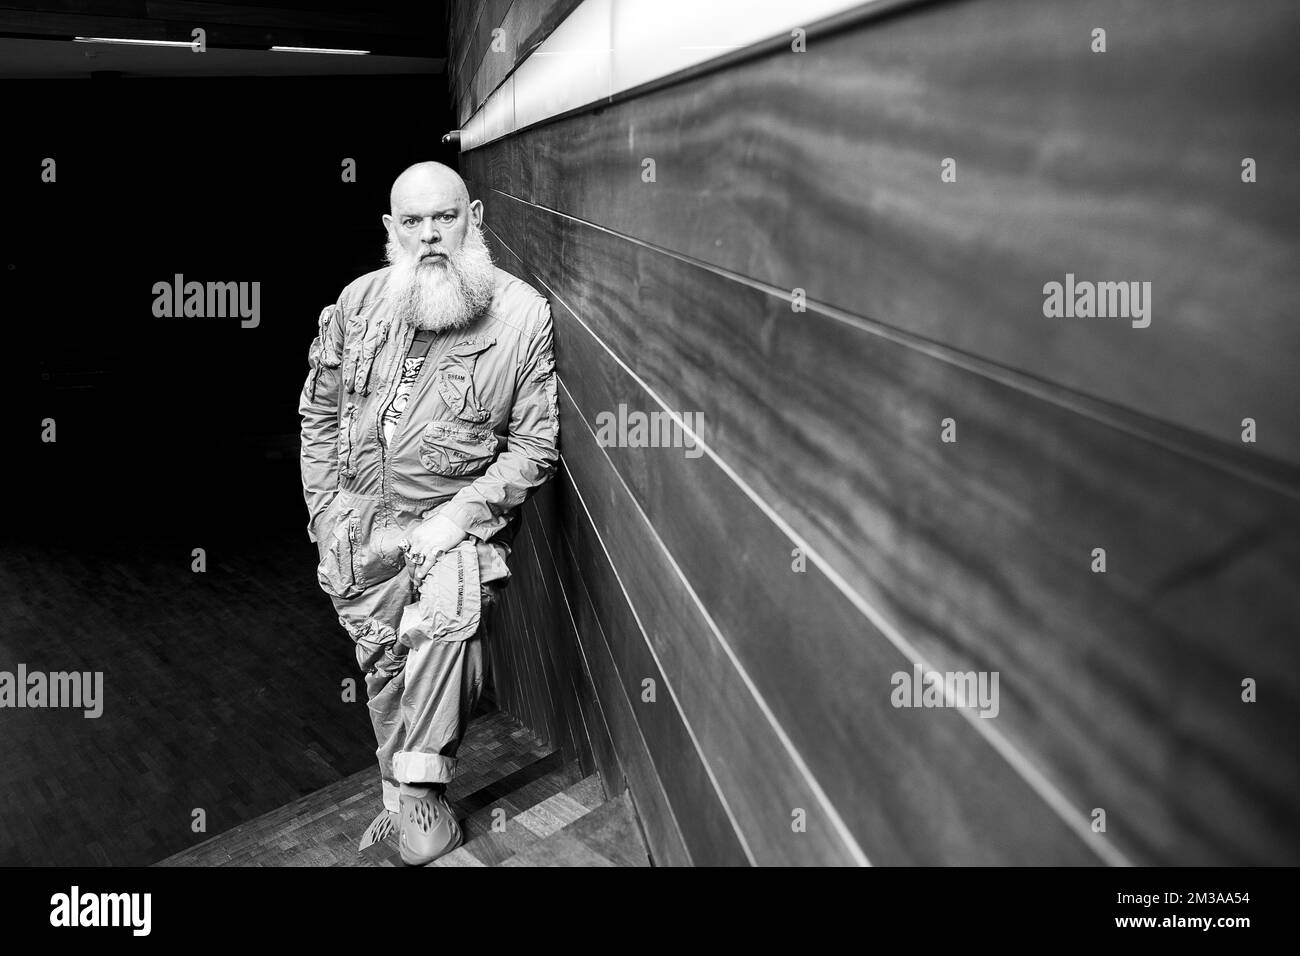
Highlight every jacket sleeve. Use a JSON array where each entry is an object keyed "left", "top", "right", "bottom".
[
  {"left": 439, "top": 300, "right": 560, "bottom": 540},
  {"left": 298, "top": 301, "right": 347, "bottom": 542}
]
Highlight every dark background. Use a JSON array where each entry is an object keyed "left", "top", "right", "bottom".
[
  {"left": 3, "top": 75, "right": 458, "bottom": 538},
  {"left": 0, "top": 74, "right": 459, "bottom": 864}
]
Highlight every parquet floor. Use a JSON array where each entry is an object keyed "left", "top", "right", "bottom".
[
  {"left": 159, "top": 710, "right": 553, "bottom": 866},
  {"left": 0, "top": 518, "right": 381, "bottom": 866},
  {"left": 1, "top": 459, "right": 650, "bottom": 868},
  {"left": 158, "top": 709, "right": 650, "bottom": 867}
]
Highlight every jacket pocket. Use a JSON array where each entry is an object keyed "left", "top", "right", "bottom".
[
  {"left": 317, "top": 505, "right": 368, "bottom": 599},
  {"left": 310, "top": 491, "right": 342, "bottom": 555},
  {"left": 418, "top": 421, "right": 497, "bottom": 478},
  {"left": 434, "top": 340, "right": 494, "bottom": 424}
]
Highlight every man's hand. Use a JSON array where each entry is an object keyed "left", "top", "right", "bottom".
[{"left": 403, "top": 513, "right": 469, "bottom": 581}]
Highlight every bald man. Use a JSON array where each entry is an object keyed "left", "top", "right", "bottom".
[{"left": 299, "top": 162, "right": 559, "bottom": 865}]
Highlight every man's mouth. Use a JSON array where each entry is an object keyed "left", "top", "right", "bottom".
[{"left": 420, "top": 251, "right": 446, "bottom": 261}]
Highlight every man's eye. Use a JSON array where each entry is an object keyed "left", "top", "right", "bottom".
[
  {"left": 439, "top": 214, "right": 455, "bottom": 223},
  {"left": 403, "top": 218, "right": 418, "bottom": 227}
]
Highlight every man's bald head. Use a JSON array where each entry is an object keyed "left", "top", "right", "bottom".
[{"left": 389, "top": 161, "right": 469, "bottom": 213}]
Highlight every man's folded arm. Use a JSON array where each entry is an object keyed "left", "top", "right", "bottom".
[
  {"left": 299, "top": 302, "right": 347, "bottom": 542},
  {"left": 440, "top": 301, "right": 560, "bottom": 540}
]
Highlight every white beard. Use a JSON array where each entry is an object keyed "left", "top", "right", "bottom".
[{"left": 384, "top": 223, "right": 496, "bottom": 333}]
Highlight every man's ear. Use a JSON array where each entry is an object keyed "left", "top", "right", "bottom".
[
  {"left": 469, "top": 199, "right": 483, "bottom": 227},
  {"left": 381, "top": 213, "right": 394, "bottom": 233}
]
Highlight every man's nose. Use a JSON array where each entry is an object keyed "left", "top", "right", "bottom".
[{"left": 418, "top": 219, "right": 440, "bottom": 244}]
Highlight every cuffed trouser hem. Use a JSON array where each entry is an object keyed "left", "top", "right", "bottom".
[
  {"left": 393, "top": 750, "right": 457, "bottom": 784},
  {"left": 382, "top": 779, "right": 401, "bottom": 814}
]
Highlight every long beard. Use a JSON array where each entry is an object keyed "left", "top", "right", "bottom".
[{"left": 384, "top": 223, "right": 496, "bottom": 333}]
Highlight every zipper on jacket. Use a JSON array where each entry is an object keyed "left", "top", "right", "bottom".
[
  {"left": 392, "top": 334, "right": 452, "bottom": 443},
  {"left": 341, "top": 401, "right": 358, "bottom": 480},
  {"left": 378, "top": 327, "right": 459, "bottom": 500},
  {"left": 375, "top": 320, "right": 414, "bottom": 501}
]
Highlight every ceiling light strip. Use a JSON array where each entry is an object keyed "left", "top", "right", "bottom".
[
  {"left": 270, "top": 46, "right": 370, "bottom": 55},
  {"left": 73, "top": 37, "right": 194, "bottom": 48},
  {"left": 459, "top": 0, "right": 878, "bottom": 150}
]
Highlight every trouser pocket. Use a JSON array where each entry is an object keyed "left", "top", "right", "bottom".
[
  {"left": 333, "top": 571, "right": 417, "bottom": 701},
  {"left": 362, "top": 641, "right": 408, "bottom": 699},
  {"left": 397, "top": 540, "right": 482, "bottom": 650},
  {"left": 337, "top": 614, "right": 407, "bottom": 700}
]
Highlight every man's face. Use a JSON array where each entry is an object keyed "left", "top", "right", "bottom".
[
  {"left": 384, "top": 187, "right": 483, "bottom": 269},
  {"left": 381, "top": 171, "right": 496, "bottom": 333}
]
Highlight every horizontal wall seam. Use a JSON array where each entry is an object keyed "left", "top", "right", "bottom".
[
  {"left": 555, "top": 437, "right": 759, "bottom": 865},
  {"left": 524, "top": 520, "right": 627, "bottom": 814},
  {"left": 513, "top": 523, "right": 591, "bottom": 771},
  {"left": 484, "top": 219, "right": 1122, "bottom": 866},
  {"left": 555, "top": 387, "right": 865, "bottom": 865},
  {"left": 484, "top": 232, "right": 843, "bottom": 851},
  {"left": 548, "top": 517, "right": 702, "bottom": 865},
  {"left": 486, "top": 186, "right": 1299, "bottom": 501}
]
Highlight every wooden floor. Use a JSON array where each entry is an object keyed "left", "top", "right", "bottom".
[
  {"left": 0, "top": 511, "right": 379, "bottom": 866},
  {"left": 158, "top": 710, "right": 650, "bottom": 867},
  {"left": 0, "top": 455, "right": 648, "bottom": 867}
]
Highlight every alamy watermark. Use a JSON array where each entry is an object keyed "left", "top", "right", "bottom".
[
  {"left": 891, "top": 664, "right": 1000, "bottom": 718},
  {"left": 50, "top": 886, "right": 150, "bottom": 936},
  {"left": 1042, "top": 273, "right": 1151, "bottom": 328},
  {"left": 594, "top": 403, "right": 704, "bottom": 459},
  {"left": 0, "top": 664, "right": 103, "bottom": 718},
  {"left": 152, "top": 274, "right": 260, "bottom": 328}
]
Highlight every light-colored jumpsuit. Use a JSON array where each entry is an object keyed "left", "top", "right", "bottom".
[{"left": 298, "top": 264, "right": 559, "bottom": 814}]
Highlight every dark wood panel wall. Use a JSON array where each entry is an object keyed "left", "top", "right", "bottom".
[{"left": 450, "top": 0, "right": 1300, "bottom": 865}]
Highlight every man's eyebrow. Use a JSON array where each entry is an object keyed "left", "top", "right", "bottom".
[{"left": 398, "top": 207, "right": 460, "bottom": 218}]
